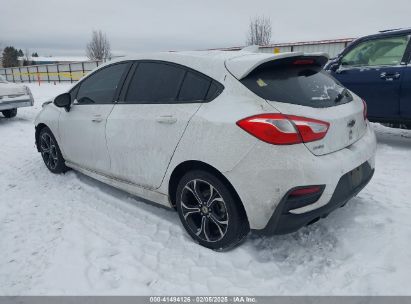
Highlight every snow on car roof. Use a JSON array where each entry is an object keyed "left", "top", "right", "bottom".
[{"left": 99, "top": 50, "right": 329, "bottom": 82}]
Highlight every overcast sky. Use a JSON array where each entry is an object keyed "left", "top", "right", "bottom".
[{"left": 1, "top": 0, "right": 411, "bottom": 57}]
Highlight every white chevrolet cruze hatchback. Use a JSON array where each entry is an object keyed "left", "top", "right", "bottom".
[{"left": 35, "top": 51, "right": 376, "bottom": 250}]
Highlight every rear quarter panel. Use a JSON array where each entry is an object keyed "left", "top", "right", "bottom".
[{"left": 158, "top": 73, "right": 276, "bottom": 194}]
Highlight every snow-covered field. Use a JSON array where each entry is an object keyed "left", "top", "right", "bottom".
[{"left": 1, "top": 83, "right": 411, "bottom": 295}]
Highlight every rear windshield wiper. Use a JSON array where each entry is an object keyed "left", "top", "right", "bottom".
[{"left": 335, "top": 88, "right": 348, "bottom": 103}]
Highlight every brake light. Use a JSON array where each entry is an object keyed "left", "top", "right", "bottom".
[
  {"left": 362, "top": 99, "right": 367, "bottom": 121},
  {"left": 236, "top": 114, "right": 329, "bottom": 145},
  {"left": 293, "top": 59, "right": 315, "bottom": 65}
]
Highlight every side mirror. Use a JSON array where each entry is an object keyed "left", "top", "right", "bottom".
[{"left": 54, "top": 93, "right": 71, "bottom": 111}]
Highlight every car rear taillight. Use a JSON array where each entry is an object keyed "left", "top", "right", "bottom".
[
  {"left": 287, "top": 115, "right": 330, "bottom": 143},
  {"left": 236, "top": 114, "right": 329, "bottom": 145},
  {"left": 362, "top": 99, "right": 367, "bottom": 121}
]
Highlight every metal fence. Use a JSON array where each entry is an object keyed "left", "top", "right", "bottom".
[{"left": 0, "top": 60, "right": 102, "bottom": 84}]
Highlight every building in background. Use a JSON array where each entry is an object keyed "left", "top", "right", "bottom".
[
  {"left": 214, "top": 38, "right": 355, "bottom": 58},
  {"left": 258, "top": 38, "right": 354, "bottom": 58}
]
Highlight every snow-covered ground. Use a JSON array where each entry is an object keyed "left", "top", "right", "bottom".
[{"left": 1, "top": 83, "right": 411, "bottom": 295}]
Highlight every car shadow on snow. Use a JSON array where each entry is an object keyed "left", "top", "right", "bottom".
[
  {"left": 242, "top": 196, "right": 372, "bottom": 267},
  {"left": 69, "top": 168, "right": 370, "bottom": 261},
  {"left": 0, "top": 115, "right": 32, "bottom": 125},
  {"left": 72, "top": 170, "right": 181, "bottom": 225}
]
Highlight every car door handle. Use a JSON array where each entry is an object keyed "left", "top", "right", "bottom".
[
  {"left": 91, "top": 115, "right": 103, "bottom": 123},
  {"left": 156, "top": 115, "right": 177, "bottom": 124},
  {"left": 380, "top": 72, "right": 401, "bottom": 81}
]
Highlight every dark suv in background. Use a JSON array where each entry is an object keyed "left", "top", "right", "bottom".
[{"left": 326, "top": 29, "right": 411, "bottom": 128}]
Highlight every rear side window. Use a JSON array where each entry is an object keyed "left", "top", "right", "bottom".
[
  {"left": 178, "top": 71, "right": 211, "bottom": 102},
  {"left": 206, "top": 82, "right": 221, "bottom": 100},
  {"left": 241, "top": 59, "right": 353, "bottom": 108},
  {"left": 76, "top": 63, "right": 128, "bottom": 104},
  {"left": 125, "top": 62, "right": 185, "bottom": 103}
]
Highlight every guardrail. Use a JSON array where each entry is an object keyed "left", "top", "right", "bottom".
[{"left": 0, "top": 60, "right": 102, "bottom": 84}]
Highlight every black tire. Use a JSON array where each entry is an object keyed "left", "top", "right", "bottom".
[
  {"left": 2, "top": 108, "right": 17, "bottom": 118},
  {"left": 38, "top": 127, "right": 68, "bottom": 174},
  {"left": 176, "top": 170, "right": 249, "bottom": 250}
]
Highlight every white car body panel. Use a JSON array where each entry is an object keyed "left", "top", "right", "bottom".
[
  {"left": 35, "top": 105, "right": 61, "bottom": 141},
  {"left": 0, "top": 80, "right": 26, "bottom": 96},
  {"left": 266, "top": 95, "right": 368, "bottom": 156},
  {"left": 66, "top": 161, "right": 170, "bottom": 206},
  {"left": 0, "top": 76, "right": 34, "bottom": 111},
  {"left": 158, "top": 73, "right": 275, "bottom": 191},
  {"left": 225, "top": 124, "right": 376, "bottom": 229},
  {"left": 106, "top": 103, "right": 201, "bottom": 189},
  {"left": 59, "top": 103, "right": 114, "bottom": 174},
  {"left": 34, "top": 51, "right": 377, "bottom": 231}
]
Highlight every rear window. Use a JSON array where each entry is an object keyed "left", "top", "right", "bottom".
[{"left": 241, "top": 59, "right": 353, "bottom": 108}]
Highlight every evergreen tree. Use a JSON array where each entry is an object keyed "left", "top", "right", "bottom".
[{"left": 2, "top": 46, "right": 19, "bottom": 67}]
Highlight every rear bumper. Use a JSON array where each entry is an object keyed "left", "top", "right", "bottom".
[
  {"left": 259, "top": 161, "right": 374, "bottom": 235},
  {"left": 225, "top": 122, "right": 377, "bottom": 230},
  {"left": 0, "top": 97, "right": 33, "bottom": 111}
]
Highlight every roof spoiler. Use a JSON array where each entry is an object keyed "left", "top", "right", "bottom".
[{"left": 225, "top": 52, "right": 329, "bottom": 80}]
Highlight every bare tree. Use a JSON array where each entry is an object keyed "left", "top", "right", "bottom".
[
  {"left": 23, "top": 48, "right": 31, "bottom": 66},
  {"left": 86, "top": 30, "right": 111, "bottom": 61},
  {"left": 246, "top": 16, "right": 272, "bottom": 46}
]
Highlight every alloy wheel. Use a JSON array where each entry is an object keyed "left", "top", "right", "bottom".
[
  {"left": 40, "top": 132, "right": 59, "bottom": 170},
  {"left": 180, "top": 179, "right": 229, "bottom": 242}
]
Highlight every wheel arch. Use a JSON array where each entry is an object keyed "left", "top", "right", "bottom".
[{"left": 168, "top": 160, "right": 249, "bottom": 224}]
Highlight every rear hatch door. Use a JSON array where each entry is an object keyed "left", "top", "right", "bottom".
[{"left": 226, "top": 53, "right": 367, "bottom": 156}]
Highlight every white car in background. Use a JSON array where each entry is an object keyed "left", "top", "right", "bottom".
[
  {"left": 34, "top": 51, "right": 376, "bottom": 250},
  {"left": 0, "top": 75, "right": 34, "bottom": 118}
]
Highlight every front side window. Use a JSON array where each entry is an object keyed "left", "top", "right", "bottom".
[
  {"left": 341, "top": 35, "right": 410, "bottom": 67},
  {"left": 124, "top": 62, "right": 185, "bottom": 103},
  {"left": 76, "top": 63, "right": 128, "bottom": 104}
]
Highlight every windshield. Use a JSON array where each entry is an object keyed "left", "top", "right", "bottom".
[{"left": 241, "top": 59, "right": 353, "bottom": 108}]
